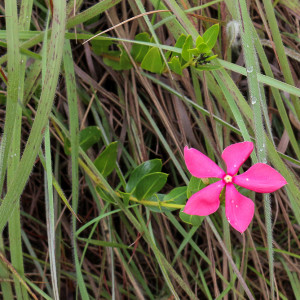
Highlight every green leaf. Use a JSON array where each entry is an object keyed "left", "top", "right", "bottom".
[
  {"left": 195, "top": 64, "right": 223, "bottom": 71},
  {"left": 205, "top": 54, "right": 218, "bottom": 61},
  {"left": 187, "top": 176, "right": 206, "bottom": 198},
  {"left": 181, "top": 35, "right": 193, "bottom": 61},
  {"left": 134, "top": 172, "right": 168, "bottom": 201},
  {"left": 168, "top": 56, "right": 182, "bottom": 75},
  {"left": 90, "top": 35, "right": 113, "bottom": 55},
  {"left": 126, "top": 159, "right": 162, "bottom": 193},
  {"left": 179, "top": 208, "right": 204, "bottom": 226},
  {"left": 174, "top": 34, "right": 187, "bottom": 49},
  {"left": 96, "top": 186, "right": 115, "bottom": 203},
  {"left": 195, "top": 35, "right": 204, "bottom": 47},
  {"left": 64, "top": 126, "right": 101, "bottom": 154},
  {"left": 145, "top": 193, "right": 165, "bottom": 213},
  {"left": 118, "top": 191, "right": 131, "bottom": 207},
  {"left": 94, "top": 141, "right": 118, "bottom": 177},
  {"left": 171, "top": 34, "right": 187, "bottom": 61},
  {"left": 202, "top": 24, "right": 219, "bottom": 50},
  {"left": 131, "top": 32, "right": 151, "bottom": 63},
  {"left": 119, "top": 45, "right": 132, "bottom": 70},
  {"left": 141, "top": 47, "right": 164, "bottom": 74},
  {"left": 79, "top": 126, "right": 102, "bottom": 151},
  {"left": 196, "top": 43, "right": 210, "bottom": 54},
  {"left": 145, "top": 187, "right": 187, "bottom": 213},
  {"left": 188, "top": 48, "right": 200, "bottom": 56},
  {"left": 162, "top": 186, "right": 187, "bottom": 211},
  {"left": 103, "top": 46, "right": 132, "bottom": 71},
  {"left": 103, "top": 50, "right": 122, "bottom": 69}
]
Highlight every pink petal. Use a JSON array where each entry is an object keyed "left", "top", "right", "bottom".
[
  {"left": 183, "top": 181, "right": 225, "bottom": 216},
  {"left": 225, "top": 184, "right": 254, "bottom": 233},
  {"left": 233, "top": 163, "right": 287, "bottom": 193},
  {"left": 184, "top": 146, "right": 225, "bottom": 178},
  {"left": 222, "top": 141, "right": 254, "bottom": 175}
]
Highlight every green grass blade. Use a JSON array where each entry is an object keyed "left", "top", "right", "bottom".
[
  {"left": 261, "top": 0, "right": 300, "bottom": 119},
  {"left": 237, "top": 1, "right": 274, "bottom": 298},
  {"left": 0, "top": 0, "right": 20, "bottom": 197},
  {"left": 7, "top": 0, "right": 32, "bottom": 298},
  {"left": 0, "top": 0, "right": 66, "bottom": 233},
  {"left": 63, "top": 39, "right": 90, "bottom": 298},
  {"left": 0, "top": 238, "right": 13, "bottom": 298}
]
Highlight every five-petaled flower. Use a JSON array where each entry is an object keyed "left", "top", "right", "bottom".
[{"left": 184, "top": 142, "right": 287, "bottom": 233}]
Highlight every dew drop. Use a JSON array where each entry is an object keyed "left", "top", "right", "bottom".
[
  {"left": 235, "top": 205, "right": 238, "bottom": 208},
  {"left": 233, "top": 164, "right": 237, "bottom": 168},
  {"left": 246, "top": 178, "right": 249, "bottom": 181},
  {"left": 227, "top": 218, "right": 231, "bottom": 223},
  {"left": 251, "top": 96, "right": 257, "bottom": 104},
  {"left": 247, "top": 66, "right": 253, "bottom": 73},
  {"left": 231, "top": 199, "right": 234, "bottom": 203}
]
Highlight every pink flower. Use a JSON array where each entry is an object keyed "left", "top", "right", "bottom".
[{"left": 184, "top": 142, "right": 287, "bottom": 233}]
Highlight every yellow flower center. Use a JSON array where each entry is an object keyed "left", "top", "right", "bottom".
[{"left": 224, "top": 175, "right": 232, "bottom": 183}]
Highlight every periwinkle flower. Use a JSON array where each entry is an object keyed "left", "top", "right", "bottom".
[{"left": 184, "top": 142, "right": 287, "bottom": 233}]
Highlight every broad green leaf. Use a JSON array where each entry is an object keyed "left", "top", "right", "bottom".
[
  {"left": 145, "top": 193, "right": 165, "bottom": 213},
  {"left": 146, "top": 186, "right": 187, "bottom": 213},
  {"left": 188, "top": 48, "right": 200, "bottom": 56},
  {"left": 119, "top": 45, "right": 133, "bottom": 70},
  {"left": 126, "top": 159, "right": 162, "bottom": 193},
  {"left": 202, "top": 24, "right": 219, "bottom": 50},
  {"left": 196, "top": 43, "right": 210, "bottom": 54},
  {"left": 187, "top": 176, "right": 206, "bottom": 198},
  {"left": 179, "top": 208, "right": 204, "bottom": 226},
  {"left": 171, "top": 34, "right": 187, "bottom": 61},
  {"left": 131, "top": 32, "right": 151, "bottom": 63},
  {"left": 103, "top": 50, "right": 122, "bottom": 69},
  {"left": 90, "top": 35, "right": 113, "bottom": 55},
  {"left": 168, "top": 56, "right": 182, "bottom": 75},
  {"left": 103, "top": 46, "right": 132, "bottom": 71},
  {"left": 181, "top": 35, "right": 193, "bottom": 61},
  {"left": 134, "top": 172, "right": 168, "bottom": 201},
  {"left": 162, "top": 186, "right": 187, "bottom": 211},
  {"left": 64, "top": 126, "right": 101, "bottom": 154},
  {"left": 94, "top": 141, "right": 118, "bottom": 177},
  {"left": 79, "top": 126, "right": 101, "bottom": 151},
  {"left": 141, "top": 47, "right": 164, "bottom": 74},
  {"left": 174, "top": 34, "right": 187, "bottom": 49},
  {"left": 195, "top": 35, "right": 204, "bottom": 47}
]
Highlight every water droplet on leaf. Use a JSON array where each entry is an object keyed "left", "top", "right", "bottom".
[{"left": 247, "top": 66, "right": 253, "bottom": 73}]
